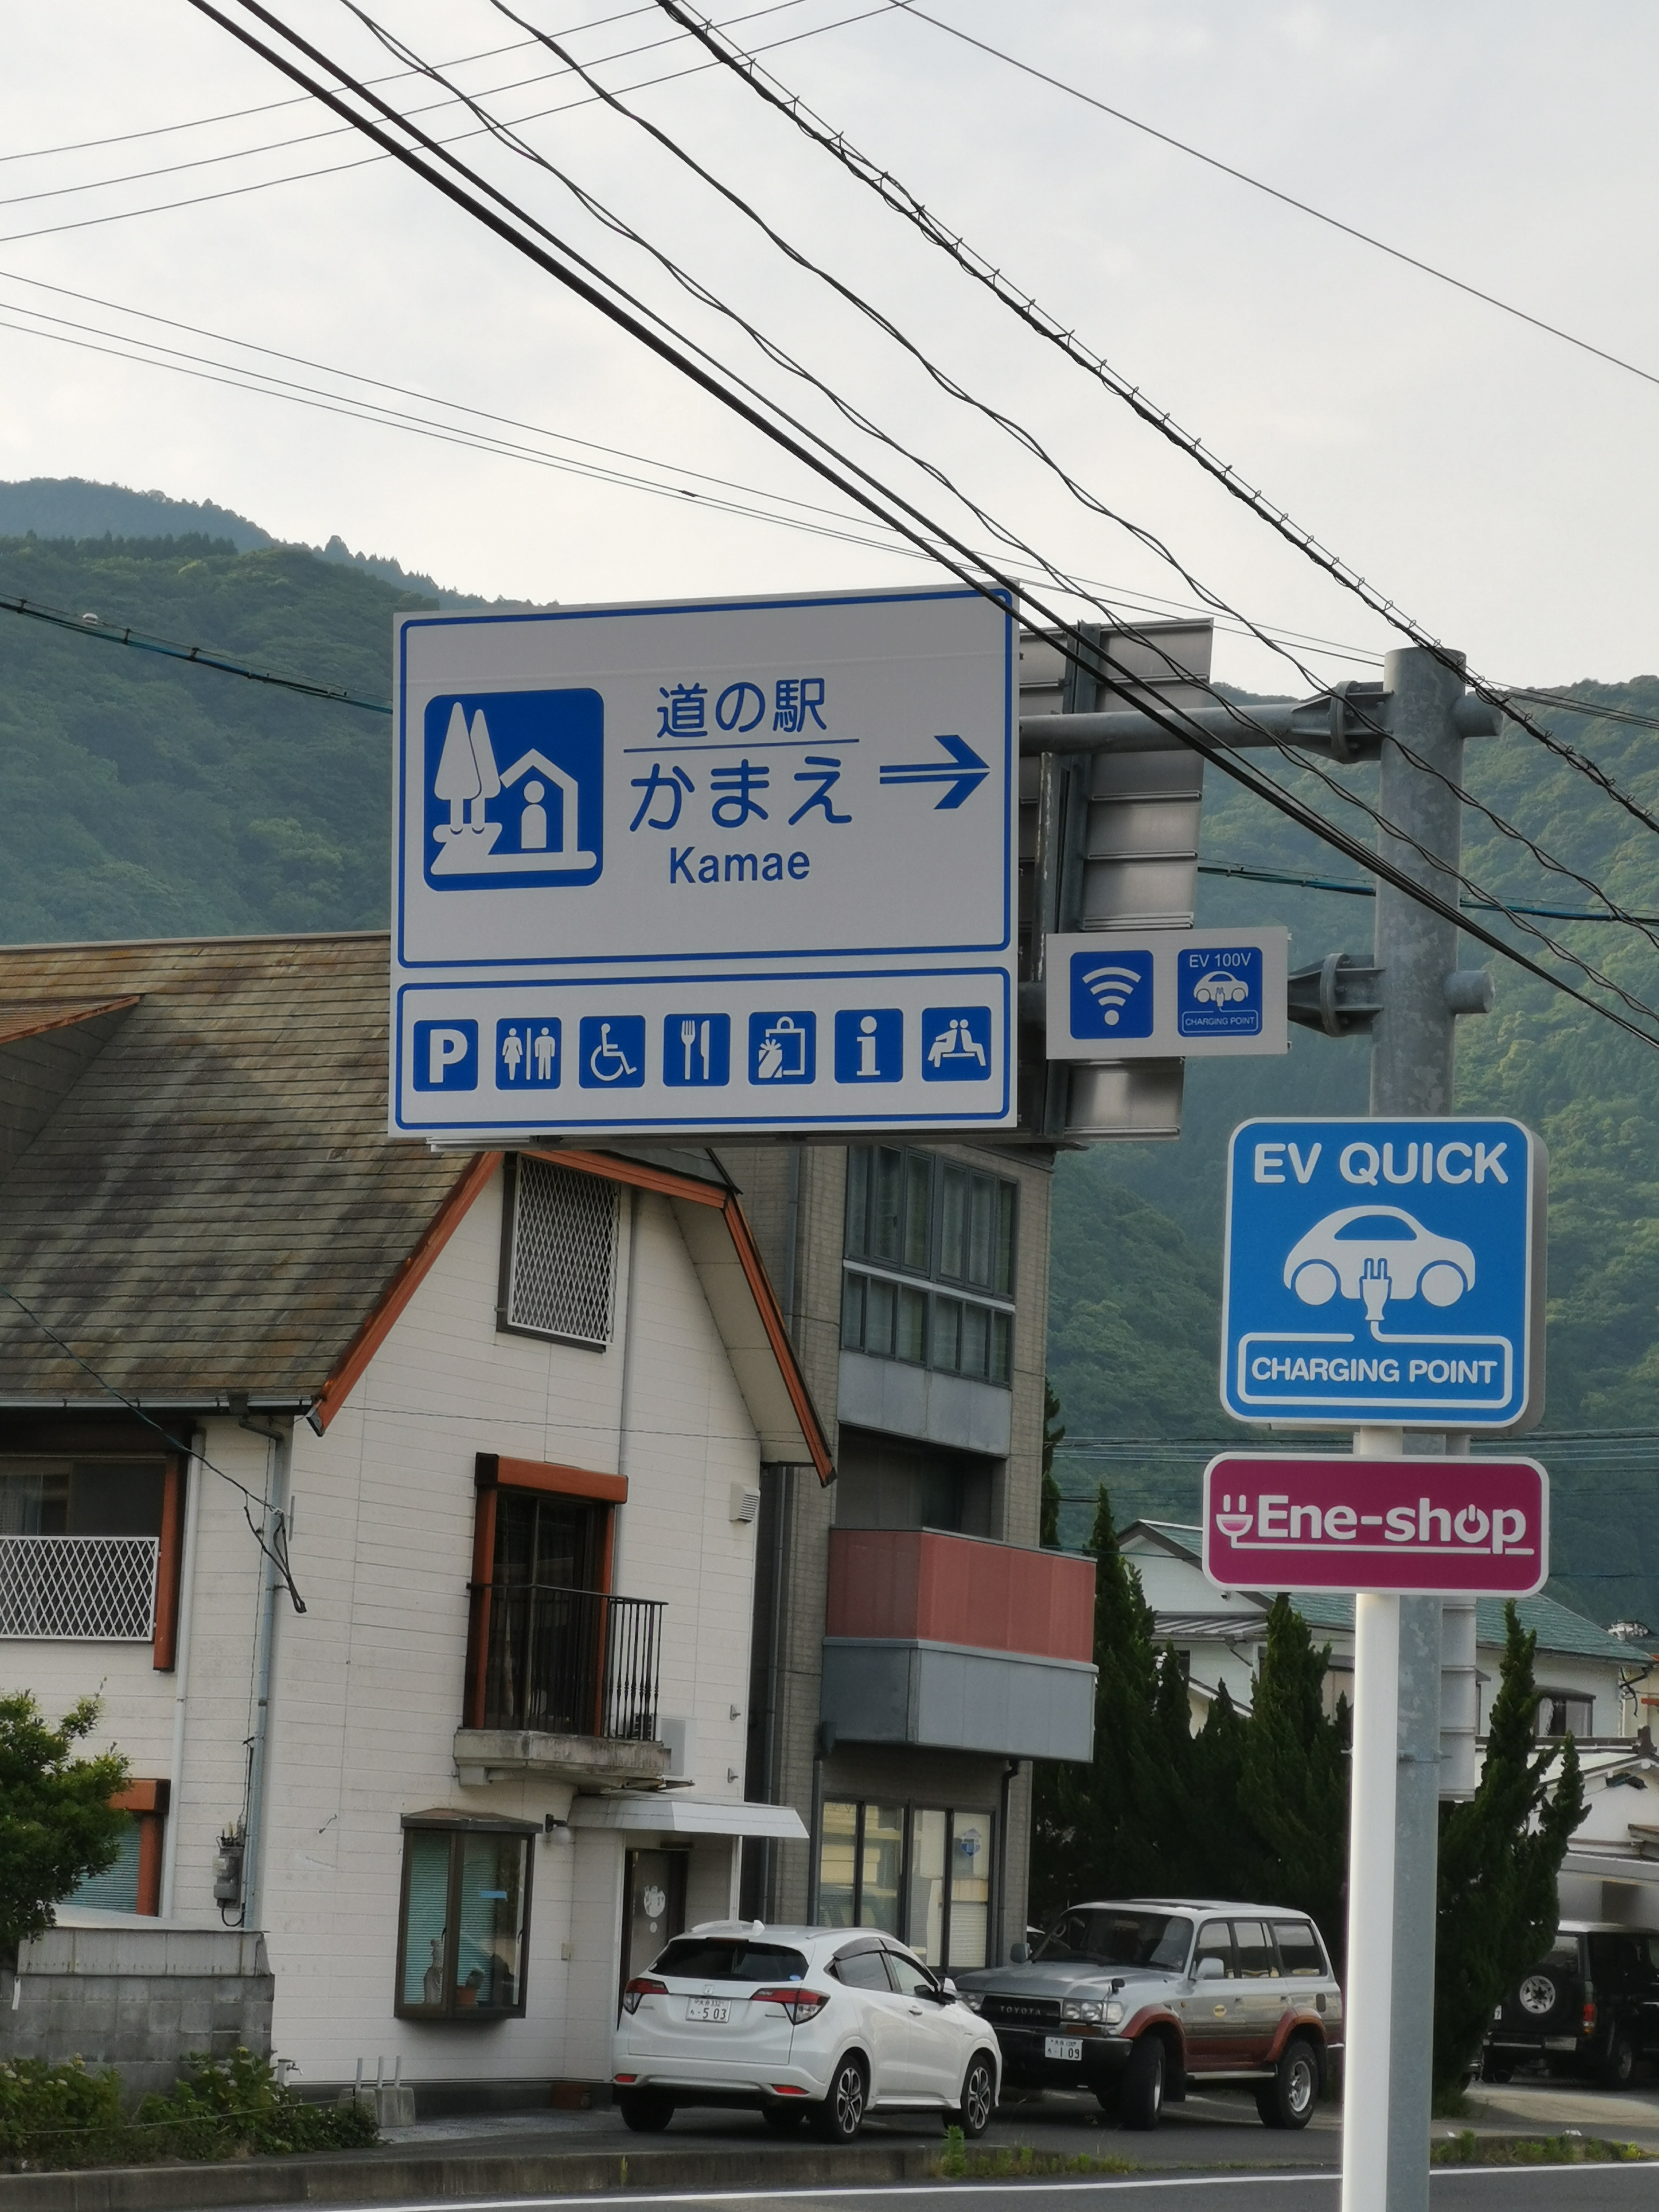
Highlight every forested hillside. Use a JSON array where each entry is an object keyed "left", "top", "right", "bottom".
[{"left": 1, "top": 483, "right": 1654, "bottom": 1630}]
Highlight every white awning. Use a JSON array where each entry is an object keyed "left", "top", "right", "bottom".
[{"left": 569, "top": 1794, "right": 806, "bottom": 1840}]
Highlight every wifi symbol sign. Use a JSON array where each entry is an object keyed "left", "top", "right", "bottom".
[{"left": 1068, "top": 947, "right": 1155, "bottom": 1039}]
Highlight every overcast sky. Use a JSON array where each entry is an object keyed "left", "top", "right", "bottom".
[{"left": 2, "top": 1, "right": 1655, "bottom": 692}]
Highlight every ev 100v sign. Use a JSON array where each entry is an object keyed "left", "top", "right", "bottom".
[
  {"left": 390, "top": 586, "right": 1015, "bottom": 1139},
  {"left": 1221, "top": 1118, "right": 1546, "bottom": 1430}
]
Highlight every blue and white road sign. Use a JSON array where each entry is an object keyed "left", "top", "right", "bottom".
[
  {"left": 1045, "top": 930, "right": 1288, "bottom": 1061},
  {"left": 1222, "top": 1118, "right": 1546, "bottom": 1430},
  {"left": 392, "top": 586, "right": 1015, "bottom": 1136}
]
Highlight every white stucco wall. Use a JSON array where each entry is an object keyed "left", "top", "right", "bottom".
[{"left": 2, "top": 1165, "right": 764, "bottom": 2090}]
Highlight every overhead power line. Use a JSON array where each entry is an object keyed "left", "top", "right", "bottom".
[
  {"left": 8, "top": 597, "right": 1648, "bottom": 935},
  {"left": 0, "top": 0, "right": 818, "bottom": 215},
  {"left": 343, "top": 0, "right": 1659, "bottom": 1020},
  {"left": 475, "top": 0, "right": 1659, "bottom": 983},
  {"left": 337, "top": 0, "right": 1659, "bottom": 1025},
  {"left": 893, "top": 2, "right": 1659, "bottom": 399},
  {"left": 0, "top": 590, "right": 392, "bottom": 713},
  {"left": 652, "top": 0, "right": 1659, "bottom": 857},
  {"left": 0, "top": 22, "right": 555, "bottom": 161},
  {"left": 0, "top": 0, "right": 901, "bottom": 250},
  {"left": 183, "top": 0, "right": 1659, "bottom": 1057},
  {"left": 1198, "top": 860, "right": 1659, "bottom": 927}
]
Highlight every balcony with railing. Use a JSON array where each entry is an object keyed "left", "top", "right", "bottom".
[
  {"left": 0, "top": 1535, "right": 159, "bottom": 1641},
  {"left": 821, "top": 1526, "right": 1098, "bottom": 1763},
  {"left": 455, "top": 1583, "right": 669, "bottom": 1786}
]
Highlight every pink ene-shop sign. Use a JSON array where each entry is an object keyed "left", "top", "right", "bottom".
[{"left": 1202, "top": 1454, "right": 1548, "bottom": 1597}]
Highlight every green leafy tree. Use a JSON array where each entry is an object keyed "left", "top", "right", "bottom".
[
  {"left": 1039, "top": 1379, "right": 1064, "bottom": 1548},
  {"left": 0, "top": 1694, "right": 130, "bottom": 1962},
  {"left": 1032, "top": 1486, "right": 1181, "bottom": 1915},
  {"left": 1235, "top": 1597, "right": 1350, "bottom": 1967},
  {"left": 1432, "top": 1604, "right": 1586, "bottom": 2102}
]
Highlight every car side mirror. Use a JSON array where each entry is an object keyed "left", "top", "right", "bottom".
[
  {"left": 940, "top": 1977, "right": 957, "bottom": 1996},
  {"left": 1196, "top": 1956, "right": 1225, "bottom": 1982},
  {"left": 1009, "top": 1944, "right": 1029, "bottom": 1965}
]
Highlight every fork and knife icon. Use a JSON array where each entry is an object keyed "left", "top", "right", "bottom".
[{"left": 680, "top": 1017, "right": 712, "bottom": 1082}]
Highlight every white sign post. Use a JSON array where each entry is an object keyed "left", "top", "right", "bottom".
[
  {"left": 1219, "top": 1116, "right": 1547, "bottom": 2212},
  {"left": 390, "top": 585, "right": 1016, "bottom": 1139}
]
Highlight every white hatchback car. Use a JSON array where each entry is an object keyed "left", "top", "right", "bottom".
[{"left": 614, "top": 1921, "right": 1000, "bottom": 2140}]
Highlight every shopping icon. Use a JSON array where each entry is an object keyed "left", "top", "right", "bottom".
[
  {"left": 578, "top": 1015, "right": 645, "bottom": 1088},
  {"left": 749, "top": 1011, "right": 816, "bottom": 1084},
  {"left": 496, "top": 1017, "right": 561, "bottom": 1088},
  {"left": 920, "top": 1005, "right": 992, "bottom": 1081},
  {"left": 834, "top": 1009, "right": 902, "bottom": 1084},
  {"left": 662, "top": 1013, "right": 731, "bottom": 1088}
]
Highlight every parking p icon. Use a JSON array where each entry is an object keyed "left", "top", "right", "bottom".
[{"left": 412, "top": 1019, "right": 478, "bottom": 1090}]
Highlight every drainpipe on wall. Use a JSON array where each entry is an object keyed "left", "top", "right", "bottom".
[
  {"left": 240, "top": 1416, "right": 292, "bottom": 1930},
  {"left": 611, "top": 1188, "right": 643, "bottom": 1590},
  {"left": 158, "top": 1427, "right": 207, "bottom": 1921},
  {"left": 995, "top": 1759, "right": 1020, "bottom": 1965},
  {"left": 806, "top": 1723, "right": 833, "bottom": 1923}
]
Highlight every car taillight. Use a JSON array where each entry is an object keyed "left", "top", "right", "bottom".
[
  {"left": 622, "top": 1977, "right": 667, "bottom": 2015},
  {"left": 753, "top": 1985, "right": 830, "bottom": 2025},
  {"left": 1582, "top": 2000, "right": 1598, "bottom": 2034}
]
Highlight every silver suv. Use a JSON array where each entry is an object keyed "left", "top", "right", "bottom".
[{"left": 954, "top": 1899, "right": 1342, "bottom": 2130}]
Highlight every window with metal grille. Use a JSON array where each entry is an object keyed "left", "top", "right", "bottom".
[
  {"left": 0, "top": 1458, "right": 175, "bottom": 1644},
  {"left": 842, "top": 1148, "right": 1016, "bottom": 1386},
  {"left": 498, "top": 1156, "right": 618, "bottom": 1349}
]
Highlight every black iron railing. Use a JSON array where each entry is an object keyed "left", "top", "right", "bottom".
[{"left": 470, "top": 1583, "right": 664, "bottom": 1740}]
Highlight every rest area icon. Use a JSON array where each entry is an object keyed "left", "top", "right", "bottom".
[{"left": 1221, "top": 1117, "right": 1545, "bottom": 1430}]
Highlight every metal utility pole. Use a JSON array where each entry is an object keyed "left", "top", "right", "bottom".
[{"left": 1343, "top": 647, "right": 1489, "bottom": 2212}]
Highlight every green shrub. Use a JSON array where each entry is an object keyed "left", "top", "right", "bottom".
[
  {"left": 0, "top": 2049, "right": 378, "bottom": 2171},
  {"left": 0, "top": 2057, "right": 127, "bottom": 2168}
]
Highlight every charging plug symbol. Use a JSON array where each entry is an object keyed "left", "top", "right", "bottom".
[{"left": 1360, "top": 1256, "right": 1392, "bottom": 1328}]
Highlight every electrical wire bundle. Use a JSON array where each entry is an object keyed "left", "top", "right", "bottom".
[{"left": 155, "top": 0, "right": 1659, "bottom": 1061}]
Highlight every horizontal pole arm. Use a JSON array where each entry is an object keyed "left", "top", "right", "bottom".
[{"left": 1019, "top": 691, "right": 1501, "bottom": 756}]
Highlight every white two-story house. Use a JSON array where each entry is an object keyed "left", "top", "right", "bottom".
[{"left": 0, "top": 931, "right": 830, "bottom": 2106}]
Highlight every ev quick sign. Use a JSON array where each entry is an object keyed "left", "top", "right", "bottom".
[
  {"left": 1221, "top": 1118, "right": 1546, "bottom": 1430},
  {"left": 391, "top": 586, "right": 1014, "bottom": 1138}
]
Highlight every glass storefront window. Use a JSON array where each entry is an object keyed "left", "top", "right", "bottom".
[
  {"left": 949, "top": 1811, "right": 991, "bottom": 1969},
  {"left": 816, "top": 1798, "right": 994, "bottom": 1969},
  {"left": 819, "top": 1800, "right": 858, "bottom": 1928},
  {"left": 860, "top": 1804, "right": 903, "bottom": 1935},
  {"left": 908, "top": 1809, "right": 948, "bottom": 1967},
  {"left": 395, "top": 1823, "right": 532, "bottom": 2020}
]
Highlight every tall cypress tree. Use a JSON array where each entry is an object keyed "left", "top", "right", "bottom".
[
  {"left": 1040, "top": 1379, "right": 1065, "bottom": 1549},
  {"left": 1432, "top": 1603, "right": 1586, "bottom": 2100},
  {"left": 1031, "top": 1486, "right": 1187, "bottom": 1914},
  {"left": 1235, "top": 1596, "right": 1350, "bottom": 1967}
]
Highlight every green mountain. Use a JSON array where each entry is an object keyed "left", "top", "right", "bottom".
[
  {"left": 0, "top": 489, "right": 1654, "bottom": 1629},
  {"left": 0, "top": 528, "right": 409, "bottom": 941}
]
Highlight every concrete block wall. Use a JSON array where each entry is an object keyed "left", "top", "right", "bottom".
[{"left": 0, "top": 1927, "right": 272, "bottom": 2104}]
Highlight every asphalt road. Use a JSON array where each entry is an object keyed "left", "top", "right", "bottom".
[{"left": 252, "top": 2171, "right": 1659, "bottom": 2212}]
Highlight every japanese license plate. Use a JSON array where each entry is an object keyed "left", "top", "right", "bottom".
[
  {"left": 1044, "top": 2036, "right": 1083, "bottom": 2062},
  {"left": 686, "top": 1997, "right": 731, "bottom": 2023}
]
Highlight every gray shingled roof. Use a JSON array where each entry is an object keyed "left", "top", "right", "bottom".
[{"left": 0, "top": 934, "right": 464, "bottom": 1407}]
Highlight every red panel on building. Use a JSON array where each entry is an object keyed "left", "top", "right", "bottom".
[{"left": 826, "top": 1528, "right": 1095, "bottom": 1661}]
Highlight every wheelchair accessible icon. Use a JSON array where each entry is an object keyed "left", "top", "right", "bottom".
[{"left": 578, "top": 1016, "right": 645, "bottom": 1088}]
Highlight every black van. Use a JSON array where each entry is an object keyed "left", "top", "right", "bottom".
[{"left": 1485, "top": 1922, "right": 1659, "bottom": 2087}]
